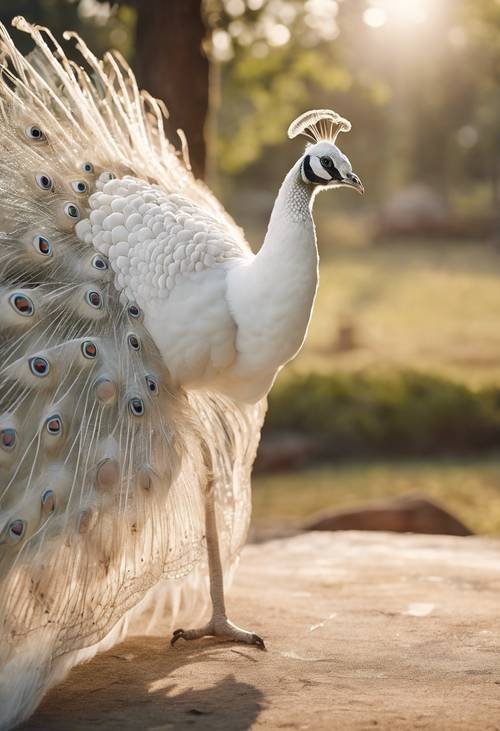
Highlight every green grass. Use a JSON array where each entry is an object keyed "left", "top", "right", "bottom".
[
  {"left": 252, "top": 458, "right": 500, "bottom": 535},
  {"left": 284, "top": 238, "right": 500, "bottom": 387}
]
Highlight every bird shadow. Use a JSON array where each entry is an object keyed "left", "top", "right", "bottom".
[{"left": 19, "top": 635, "right": 265, "bottom": 730}]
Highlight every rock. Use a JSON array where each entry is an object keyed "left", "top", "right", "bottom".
[
  {"left": 21, "top": 531, "right": 500, "bottom": 730},
  {"left": 305, "top": 494, "right": 472, "bottom": 536}
]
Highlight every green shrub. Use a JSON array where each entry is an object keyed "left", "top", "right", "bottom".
[{"left": 266, "top": 371, "right": 500, "bottom": 459}]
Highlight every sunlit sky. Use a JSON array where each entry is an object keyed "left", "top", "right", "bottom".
[{"left": 363, "top": 0, "right": 430, "bottom": 29}]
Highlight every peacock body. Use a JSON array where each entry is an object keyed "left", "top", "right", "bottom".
[{"left": 0, "top": 17, "right": 362, "bottom": 730}]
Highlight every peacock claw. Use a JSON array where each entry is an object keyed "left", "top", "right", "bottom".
[{"left": 170, "top": 618, "right": 266, "bottom": 650}]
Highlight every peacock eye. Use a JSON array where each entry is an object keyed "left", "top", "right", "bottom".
[
  {"left": 71, "top": 180, "right": 88, "bottom": 194},
  {"left": 128, "top": 397, "right": 145, "bottom": 417},
  {"left": 320, "top": 157, "right": 333, "bottom": 169},
  {"left": 64, "top": 202, "right": 80, "bottom": 220},
  {"left": 91, "top": 255, "right": 108, "bottom": 271},
  {"left": 81, "top": 340, "right": 98, "bottom": 359},
  {"left": 9, "top": 292, "right": 34, "bottom": 317},
  {"left": 0, "top": 428, "right": 16, "bottom": 450},
  {"left": 35, "top": 173, "right": 53, "bottom": 191},
  {"left": 85, "top": 289, "right": 103, "bottom": 309},
  {"left": 127, "top": 303, "right": 141, "bottom": 319},
  {"left": 29, "top": 356, "right": 50, "bottom": 377},
  {"left": 32, "top": 234, "right": 52, "bottom": 257},
  {"left": 127, "top": 334, "right": 140, "bottom": 351},
  {"left": 46, "top": 414, "right": 62, "bottom": 435},
  {"left": 41, "top": 489, "right": 55, "bottom": 512},
  {"left": 82, "top": 162, "right": 94, "bottom": 174},
  {"left": 8, "top": 519, "right": 26, "bottom": 540},
  {"left": 145, "top": 375, "right": 158, "bottom": 395},
  {"left": 25, "top": 125, "right": 45, "bottom": 142},
  {"left": 101, "top": 171, "right": 116, "bottom": 183}
]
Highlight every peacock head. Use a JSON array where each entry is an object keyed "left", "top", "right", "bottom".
[{"left": 288, "top": 109, "right": 364, "bottom": 194}]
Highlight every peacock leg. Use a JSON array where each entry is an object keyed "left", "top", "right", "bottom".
[{"left": 171, "top": 455, "right": 265, "bottom": 650}]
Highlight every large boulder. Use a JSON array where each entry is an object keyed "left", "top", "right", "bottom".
[{"left": 305, "top": 494, "right": 472, "bottom": 536}]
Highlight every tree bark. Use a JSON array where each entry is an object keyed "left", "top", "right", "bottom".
[{"left": 135, "top": 0, "right": 209, "bottom": 179}]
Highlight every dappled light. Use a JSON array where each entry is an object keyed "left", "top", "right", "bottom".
[{"left": 363, "top": 0, "right": 431, "bottom": 28}]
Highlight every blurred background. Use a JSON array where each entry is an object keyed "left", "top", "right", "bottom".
[{"left": 3, "top": 0, "right": 500, "bottom": 537}]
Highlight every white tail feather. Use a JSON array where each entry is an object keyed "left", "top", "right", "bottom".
[{"left": 0, "top": 18, "right": 265, "bottom": 729}]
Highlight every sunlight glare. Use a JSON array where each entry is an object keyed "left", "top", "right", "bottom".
[
  {"left": 363, "top": 0, "right": 430, "bottom": 29},
  {"left": 363, "top": 7, "right": 387, "bottom": 28}
]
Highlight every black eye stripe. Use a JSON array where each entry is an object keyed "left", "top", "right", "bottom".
[
  {"left": 330, "top": 164, "right": 343, "bottom": 182},
  {"left": 303, "top": 155, "right": 328, "bottom": 184},
  {"left": 319, "top": 156, "right": 343, "bottom": 181}
]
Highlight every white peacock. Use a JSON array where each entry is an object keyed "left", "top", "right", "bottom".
[{"left": 0, "top": 17, "right": 363, "bottom": 730}]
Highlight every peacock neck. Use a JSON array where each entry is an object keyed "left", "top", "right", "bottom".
[
  {"left": 225, "top": 158, "right": 320, "bottom": 401},
  {"left": 255, "top": 158, "right": 317, "bottom": 274},
  {"left": 265, "top": 158, "right": 316, "bottom": 230}
]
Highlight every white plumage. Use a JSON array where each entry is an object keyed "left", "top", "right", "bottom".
[
  {"left": 0, "top": 16, "right": 362, "bottom": 730},
  {"left": 76, "top": 179, "right": 248, "bottom": 391}
]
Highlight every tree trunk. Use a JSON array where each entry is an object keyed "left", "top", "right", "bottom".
[{"left": 135, "top": 0, "right": 209, "bottom": 179}]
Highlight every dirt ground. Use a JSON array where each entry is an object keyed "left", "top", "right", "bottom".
[{"left": 21, "top": 531, "right": 500, "bottom": 731}]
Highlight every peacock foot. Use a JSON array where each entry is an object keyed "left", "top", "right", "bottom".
[{"left": 170, "top": 616, "right": 266, "bottom": 650}]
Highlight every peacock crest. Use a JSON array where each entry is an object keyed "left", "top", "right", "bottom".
[{"left": 288, "top": 108, "right": 352, "bottom": 144}]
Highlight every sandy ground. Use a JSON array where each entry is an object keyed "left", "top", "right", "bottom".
[{"left": 21, "top": 531, "right": 500, "bottom": 730}]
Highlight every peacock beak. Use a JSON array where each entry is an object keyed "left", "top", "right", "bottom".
[{"left": 343, "top": 172, "right": 364, "bottom": 195}]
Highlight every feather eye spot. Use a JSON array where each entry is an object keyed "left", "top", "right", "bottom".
[
  {"left": 85, "top": 289, "right": 103, "bottom": 309},
  {"left": 64, "top": 202, "right": 80, "bottom": 220},
  {"left": 35, "top": 173, "right": 53, "bottom": 191},
  {"left": 41, "top": 489, "right": 55, "bottom": 513},
  {"left": 91, "top": 255, "right": 108, "bottom": 271},
  {"left": 71, "top": 180, "right": 88, "bottom": 195},
  {"left": 127, "top": 303, "right": 141, "bottom": 319},
  {"left": 8, "top": 519, "right": 26, "bottom": 541},
  {"left": 25, "top": 125, "right": 46, "bottom": 142},
  {"left": 129, "top": 397, "right": 145, "bottom": 417},
  {"left": 0, "top": 428, "right": 16, "bottom": 450},
  {"left": 9, "top": 293, "right": 34, "bottom": 317},
  {"left": 81, "top": 340, "right": 98, "bottom": 359},
  {"left": 101, "top": 171, "right": 116, "bottom": 183},
  {"left": 29, "top": 356, "right": 50, "bottom": 377},
  {"left": 46, "top": 414, "right": 62, "bottom": 436},
  {"left": 145, "top": 375, "right": 158, "bottom": 395},
  {"left": 94, "top": 377, "right": 116, "bottom": 403},
  {"left": 82, "top": 162, "right": 94, "bottom": 174},
  {"left": 32, "top": 234, "right": 52, "bottom": 257},
  {"left": 97, "top": 458, "right": 119, "bottom": 489},
  {"left": 127, "top": 334, "right": 140, "bottom": 351}
]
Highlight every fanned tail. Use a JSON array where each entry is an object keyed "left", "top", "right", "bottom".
[{"left": 0, "top": 18, "right": 265, "bottom": 730}]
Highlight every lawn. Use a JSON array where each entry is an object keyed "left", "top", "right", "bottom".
[
  {"left": 253, "top": 237, "right": 500, "bottom": 536},
  {"left": 284, "top": 238, "right": 500, "bottom": 387},
  {"left": 252, "top": 458, "right": 500, "bottom": 535}
]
